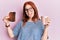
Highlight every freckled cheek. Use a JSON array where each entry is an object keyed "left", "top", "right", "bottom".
[
  {"left": 28, "top": 14, "right": 34, "bottom": 18},
  {"left": 30, "top": 12, "right": 34, "bottom": 15},
  {"left": 26, "top": 11, "right": 34, "bottom": 17},
  {"left": 31, "top": 13, "right": 34, "bottom": 17},
  {"left": 32, "top": 11, "right": 34, "bottom": 16}
]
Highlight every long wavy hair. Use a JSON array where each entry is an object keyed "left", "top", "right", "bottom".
[{"left": 22, "top": 1, "right": 39, "bottom": 26}]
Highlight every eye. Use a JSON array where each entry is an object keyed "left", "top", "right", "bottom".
[
  {"left": 25, "top": 9, "right": 28, "bottom": 12},
  {"left": 25, "top": 8, "right": 34, "bottom": 12},
  {"left": 29, "top": 8, "right": 34, "bottom": 12}
]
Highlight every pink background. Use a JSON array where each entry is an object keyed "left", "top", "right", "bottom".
[{"left": 0, "top": 0, "right": 60, "bottom": 40}]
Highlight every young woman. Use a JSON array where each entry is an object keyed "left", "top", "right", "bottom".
[{"left": 3, "top": 1, "right": 50, "bottom": 40}]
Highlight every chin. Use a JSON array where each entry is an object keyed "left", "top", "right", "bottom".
[{"left": 29, "top": 16, "right": 33, "bottom": 18}]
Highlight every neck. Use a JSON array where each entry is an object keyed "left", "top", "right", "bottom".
[{"left": 28, "top": 18, "right": 33, "bottom": 22}]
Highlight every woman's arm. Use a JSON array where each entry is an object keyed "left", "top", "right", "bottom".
[
  {"left": 41, "top": 26, "right": 48, "bottom": 40},
  {"left": 7, "top": 27, "right": 14, "bottom": 38},
  {"left": 40, "top": 16, "right": 51, "bottom": 40},
  {"left": 3, "top": 16, "right": 14, "bottom": 38}
]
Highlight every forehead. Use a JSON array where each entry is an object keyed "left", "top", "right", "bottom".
[{"left": 25, "top": 4, "right": 32, "bottom": 9}]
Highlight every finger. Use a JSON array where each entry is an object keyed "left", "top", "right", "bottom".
[{"left": 45, "top": 17, "right": 51, "bottom": 23}]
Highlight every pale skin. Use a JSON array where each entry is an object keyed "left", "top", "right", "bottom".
[{"left": 3, "top": 4, "right": 51, "bottom": 40}]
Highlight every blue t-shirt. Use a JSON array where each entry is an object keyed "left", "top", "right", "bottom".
[{"left": 13, "top": 20, "right": 44, "bottom": 40}]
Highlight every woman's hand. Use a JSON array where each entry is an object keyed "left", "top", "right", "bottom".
[
  {"left": 44, "top": 16, "right": 51, "bottom": 29},
  {"left": 3, "top": 16, "right": 10, "bottom": 27},
  {"left": 40, "top": 16, "right": 51, "bottom": 40},
  {"left": 40, "top": 16, "right": 51, "bottom": 28},
  {"left": 3, "top": 16, "right": 14, "bottom": 38}
]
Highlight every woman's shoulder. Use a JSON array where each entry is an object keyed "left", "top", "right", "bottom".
[
  {"left": 36, "top": 19, "right": 44, "bottom": 26},
  {"left": 17, "top": 20, "right": 23, "bottom": 25},
  {"left": 37, "top": 19, "right": 42, "bottom": 23}
]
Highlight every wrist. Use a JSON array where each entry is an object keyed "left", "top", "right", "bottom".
[
  {"left": 7, "top": 27, "right": 10, "bottom": 29},
  {"left": 44, "top": 27, "right": 48, "bottom": 31},
  {"left": 5, "top": 24, "right": 10, "bottom": 28}
]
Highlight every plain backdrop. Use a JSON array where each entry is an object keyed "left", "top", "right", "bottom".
[{"left": 0, "top": 0, "right": 60, "bottom": 40}]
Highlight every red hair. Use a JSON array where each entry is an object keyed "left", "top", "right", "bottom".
[{"left": 22, "top": 1, "right": 39, "bottom": 26}]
